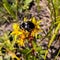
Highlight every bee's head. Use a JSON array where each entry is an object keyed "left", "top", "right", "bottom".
[{"left": 20, "top": 21, "right": 35, "bottom": 32}]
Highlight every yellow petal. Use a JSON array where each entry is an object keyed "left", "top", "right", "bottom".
[
  {"left": 31, "top": 17, "right": 36, "bottom": 25},
  {"left": 36, "top": 25, "right": 40, "bottom": 29},
  {"left": 18, "top": 31, "right": 23, "bottom": 35},
  {"left": 37, "top": 20, "right": 42, "bottom": 24},
  {"left": 11, "top": 31, "right": 15, "bottom": 35},
  {"left": 17, "top": 39, "right": 24, "bottom": 46},
  {"left": 12, "top": 23, "right": 19, "bottom": 30},
  {"left": 24, "top": 17, "right": 27, "bottom": 22},
  {"left": 31, "top": 32, "right": 35, "bottom": 37},
  {"left": 11, "top": 30, "right": 23, "bottom": 35},
  {"left": 20, "top": 39, "right": 24, "bottom": 46},
  {"left": 25, "top": 30, "right": 29, "bottom": 37},
  {"left": 31, "top": 29, "right": 36, "bottom": 37}
]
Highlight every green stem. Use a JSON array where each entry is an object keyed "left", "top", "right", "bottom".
[
  {"left": 3, "top": 0, "right": 16, "bottom": 19},
  {"left": 44, "top": 23, "right": 60, "bottom": 60},
  {"left": 51, "top": 0, "right": 56, "bottom": 22},
  {"left": 16, "top": 0, "right": 18, "bottom": 21},
  {"left": 26, "top": 48, "right": 33, "bottom": 55},
  {"left": 11, "top": 35, "right": 17, "bottom": 47}
]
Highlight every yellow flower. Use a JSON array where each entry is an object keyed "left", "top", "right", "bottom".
[
  {"left": 31, "top": 17, "right": 41, "bottom": 28},
  {"left": 30, "top": 17, "right": 41, "bottom": 37},
  {"left": 12, "top": 23, "right": 19, "bottom": 31},
  {"left": 11, "top": 23, "right": 26, "bottom": 46},
  {"left": 11, "top": 17, "right": 41, "bottom": 46},
  {"left": 12, "top": 17, "right": 41, "bottom": 36},
  {"left": 11, "top": 23, "right": 23, "bottom": 35},
  {"left": 17, "top": 38, "right": 24, "bottom": 46},
  {"left": 23, "top": 17, "right": 41, "bottom": 37}
]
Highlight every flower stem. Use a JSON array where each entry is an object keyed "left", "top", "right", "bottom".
[{"left": 44, "top": 23, "right": 60, "bottom": 60}]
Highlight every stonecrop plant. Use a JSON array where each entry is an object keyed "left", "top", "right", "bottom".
[
  {"left": 11, "top": 17, "right": 42, "bottom": 46},
  {"left": 0, "top": 17, "right": 45, "bottom": 60}
]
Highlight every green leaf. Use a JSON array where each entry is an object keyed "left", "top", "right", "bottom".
[
  {"left": 44, "top": 23, "right": 60, "bottom": 60},
  {"left": 24, "top": 0, "right": 32, "bottom": 5},
  {"left": 35, "top": 34, "right": 42, "bottom": 39},
  {"left": 2, "top": 0, "right": 16, "bottom": 19},
  {"left": 40, "top": 50, "right": 46, "bottom": 54},
  {"left": 32, "top": 41, "right": 37, "bottom": 49},
  {"left": 36, "top": 46, "right": 42, "bottom": 51},
  {"left": 22, "top": 0, "right": 32, "bottom": 10},
  {"left": 26, "top": 54, "right": 31, "bottom": 60},
  {"left": 20, "top": 48, "right": 30, "bottom": 54}
]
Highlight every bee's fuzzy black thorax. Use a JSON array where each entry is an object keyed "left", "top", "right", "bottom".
[{"left": 20, "top": 21, "right": 35, "bottom": 31}]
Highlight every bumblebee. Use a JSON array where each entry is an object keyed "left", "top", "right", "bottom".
[{"left": 20, "top": 21, "right": 35, "bottom": 32}]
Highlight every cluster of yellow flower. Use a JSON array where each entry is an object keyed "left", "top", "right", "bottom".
[{"left": 11, "top": 17, "right": 41, "bottom": 46}]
